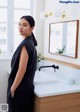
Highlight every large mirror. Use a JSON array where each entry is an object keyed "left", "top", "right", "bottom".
[{"left": 49, "top": 20, "right": 79, "bottom": 58}]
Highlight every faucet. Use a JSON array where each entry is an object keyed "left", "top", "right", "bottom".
[{"left": 38, "top": 64, "right": 59, "bottom": 72}]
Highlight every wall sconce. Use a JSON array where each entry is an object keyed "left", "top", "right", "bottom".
[
  {"left": 61, "top": 11, "right": 66, "bottom": 18},
  {"left": 40, "top": 10, "right": 66, "bottom": 21},
  {"left": 40, "top": 10, "right": 53, "bottom": 21}
]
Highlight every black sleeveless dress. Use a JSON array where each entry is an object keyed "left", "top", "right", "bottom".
[{"left": 7, "top": 36, "right": 37, "bottom": 112}]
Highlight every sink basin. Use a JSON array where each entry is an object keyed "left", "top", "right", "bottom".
[{"left": 34, "top": 71, "right": 60, "bottom": 85}]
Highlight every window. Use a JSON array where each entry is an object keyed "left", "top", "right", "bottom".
[
  {"left": 0, "top": 0, "right": 7, "bottom": 54},
  {"left": 0, "top": 0, "right": 33, "bottom": 56}
]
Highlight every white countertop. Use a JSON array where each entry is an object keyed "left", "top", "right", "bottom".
[
  {"left": 34, "top": 83, "right": 80, "bottom": 97},
  {"left": 34, "top": 70, "right": 80, "bottom": 97}
]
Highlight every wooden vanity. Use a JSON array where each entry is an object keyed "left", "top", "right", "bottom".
[
  {"left": 34, "top": 60, "right": 80, "bottom": 112},
  {"left": 34, "top": 92, "right": 80, "bottom": 112}
]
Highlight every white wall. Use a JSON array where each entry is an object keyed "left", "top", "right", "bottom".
[
  {"left": 34, "top": 0, "right": 45, "bottom": 54},
  {"left": 44, "top": 0, "right": 80, "bottom": 65},
  {"left": 0, "top": 59, "right": 10, "bottom": 103}
]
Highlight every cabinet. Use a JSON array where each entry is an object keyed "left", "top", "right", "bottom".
[{"left": 34, "top": 92, "right": 80, "bottom": 112}]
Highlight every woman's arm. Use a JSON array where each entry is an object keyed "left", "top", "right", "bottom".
[{"left": 11, "top": 46, "right": 28, "bottom": 97}]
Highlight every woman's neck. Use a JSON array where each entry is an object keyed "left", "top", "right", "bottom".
[{"left": 23, "top": 34, "right": 31, "bottom": 39}]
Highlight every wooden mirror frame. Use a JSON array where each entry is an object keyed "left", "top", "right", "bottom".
[{"left": 49, "top": 20, "right": 79, "bottom": 58}]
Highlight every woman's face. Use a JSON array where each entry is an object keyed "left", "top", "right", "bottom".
[{"left": 18, "top": 18, "right": 34, "bottom": 37}]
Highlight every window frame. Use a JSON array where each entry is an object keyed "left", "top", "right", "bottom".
[{"left": 0, "top": 0, "right": 34, "bottom": 59}]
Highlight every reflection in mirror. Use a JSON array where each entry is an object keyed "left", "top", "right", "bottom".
[{"left": 49, "top": 20, "right": 79, "bottom": 58}]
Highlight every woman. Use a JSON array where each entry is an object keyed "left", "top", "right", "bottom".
[{"left": 7, "top": 15, "right": 37, "bottom": 112}]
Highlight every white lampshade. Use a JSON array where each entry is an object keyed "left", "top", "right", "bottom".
[
  {"left": 40, "top": 10, "right": 53, "bottom": 21},
  {"left": 40, "top": 11, "right": 49, "bottom": 21}
]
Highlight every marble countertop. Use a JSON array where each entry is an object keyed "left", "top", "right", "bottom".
[
  {"left": 34, "top": 70, "right": 80, "bottom": 97},
  {"left": 34, "top": 83, "right": 80, "bottom": 97}
]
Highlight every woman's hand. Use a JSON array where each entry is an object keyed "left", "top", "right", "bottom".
[{"left": 11, "top": 86, "right": 15, "bottom": 98}]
